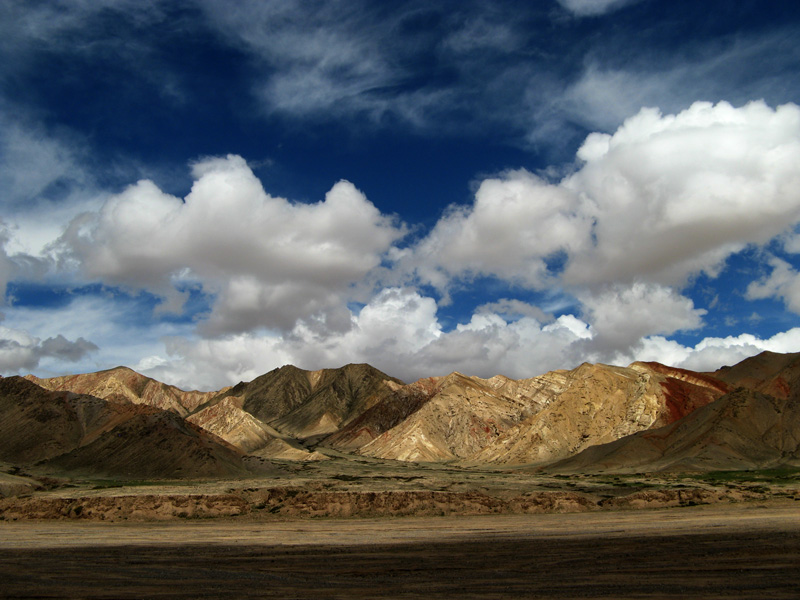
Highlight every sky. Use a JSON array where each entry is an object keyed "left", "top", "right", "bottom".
[{"left": 3, "top": 0, "right": 800, "bottom": 390}]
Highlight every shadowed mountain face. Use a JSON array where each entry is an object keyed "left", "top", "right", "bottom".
[
  {"left": 0, "top": 376, "right": 137, "bottom": 464},
  {"left": 46, "top": 409, "right": 247, "bottom": 479},
  {"left": 0, "top": 376, "right": 247, "bottom": 478},
  {"left": 211, "top": 363, "right": 405, "bottom": 439},
  {"left": 713, "top": 351, "right": 800, "bottom": 400}
]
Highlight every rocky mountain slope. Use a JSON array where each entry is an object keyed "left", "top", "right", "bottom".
[
  {"left": 325, "top": 361, "right": 728, "bottom": 466},
  {"left": 208, "top": 363, "right": 404, "bottom": 439},
  {"left": 549, "top": 386, "right": 800, "bottom": 473},
  {"left": 185, "top": 363, "right": 403, "bottom": 460},
  {"left": 0, "top": 376, "right": 246, "bottom": 478},
  {"left": 712, "top": 351, "right": 800, "bottom": 399},
  {"left": 27, "top": 366, "right": 220, "bottom": 417}
]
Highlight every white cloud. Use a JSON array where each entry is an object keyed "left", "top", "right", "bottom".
[
  {"left": 476, "top": 298, "right": 553, "bottom": 323},
  {"left": 631, "top": 328, "right": 800, "bottom": 373},
  {"left": 196, "top": 0, "right": 408, "bottom": 123},
  {"left": 69, "top": 280, "right": 794, "bottom": 391},
  {"left": 579, "top": 283, "right": 705, "bottom": 352},
  {"left": 141, "top": 334, "right": 290, "bottom": 392},
  {"left": 782, "top": 232, "right": 800, "bottom": 254},
  {"left": 565, "top": 100, "right": 800, "bottom": 286},
  {"left": 59, "top": 155, "right": 404, "bottom": 335},
  {"left": 0, "top": 225, "right": 14, "bottom": 297},
  {"left": 0, "top": 110, "right": 104, "bottom": 257},
  {"left": 404, "top": 169, "right": 591, "bottom": 293},
  {"left": 0, "top": 118, "right": 86, "bottom": 209},
  {"left": 746, "top": 256, "right": 800, "bottom": 313},
  {"left": 405, "top": 101, "right": 800, "bottom": 296}
]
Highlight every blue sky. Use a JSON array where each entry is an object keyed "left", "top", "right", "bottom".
[{"left": 3, "top": 0, "right": 800, "bottom": 390}]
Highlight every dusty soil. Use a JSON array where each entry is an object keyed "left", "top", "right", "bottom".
[{"left": 1, "top": 504, "right": 799, "bottom": 599}]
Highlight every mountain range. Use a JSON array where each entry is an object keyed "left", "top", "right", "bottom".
[{"left": 1, "top": 351, "right": 797, "bottom": 479}]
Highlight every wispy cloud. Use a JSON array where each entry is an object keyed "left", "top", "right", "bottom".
[{"left": 556, "top": 0, "right": 641, "bottom": 17}]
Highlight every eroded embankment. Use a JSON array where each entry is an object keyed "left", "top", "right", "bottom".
[{"left": 0, "top": 486, "right": 778, "bottom": 521}]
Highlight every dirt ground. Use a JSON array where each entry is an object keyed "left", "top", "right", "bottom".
[
  {"left": 1, "top": 503, "right": 799, "bottom": 599},
  {"left": 1, "top": 462, "right": 799, "bottom": 598}
]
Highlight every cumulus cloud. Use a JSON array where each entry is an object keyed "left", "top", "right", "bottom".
[
  {"left": 140, "top": 288, "right": 596, "bottom": 389},
  {"left": 746, "top": 256, "right": 800, "bottom": 313},
  {"left": 404, "top": 101, "right": 800, "bottom": 296},
  {"left": 564, "top": 100, "right": 800, "bottom": 285},
  {"left": 579, "top": 283, "right": 705, "bottom": 353},
  {"left": 59, "top": 155, "right": 404, "bottom": 335},
  {"left": 112, "top": 279, "right": 796, "bottom": 391},
  {"left": 403, "top": 169, "right": 591, "bottom": 293}
]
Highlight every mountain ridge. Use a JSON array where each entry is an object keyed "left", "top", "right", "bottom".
[{"left": 7, "top": 350, "right": 800, "bottom": 476}]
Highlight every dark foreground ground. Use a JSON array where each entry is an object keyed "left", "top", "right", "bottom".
[{"left": 1, "top": 505, "right": 799, "bottom": 599}]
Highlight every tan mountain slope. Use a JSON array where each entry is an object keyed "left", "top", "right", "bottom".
[
  {"left": 28, "top": 365, "right": 322, "bottom": 460},
  {"left": 320, "top": 378, "right": 440, "bottom": 452},
  {"left": 0, "top": 376, "right": 247, "bottom": 478},
  {"left": 325, "top": 361, "right": 727, "bottom": 466},
  {"left": 27, "top": 366, "right": 218, "bottom": 417},
  {"left": 548, "top": 387, "right": 800, "bottom": 473},
  {"left": 472, "top": 362, "right": 728, "bottom": 465},
  {"left": 324, "top": 369, "right": 572, "bottom": 462},
  {"left": 187, "top": 396, "right": 327, "bottom": 461},
  {"left": 209, "top": 363, "right": 404, "bottom": 439}
]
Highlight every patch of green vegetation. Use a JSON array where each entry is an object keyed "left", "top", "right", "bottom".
[
  {"left": 594, "top": 475, "right": 643, "bottom": 487},
  {"left": 332, "top": 474, "right": 363, "bottom": 481},
  {"left": 686, "top": 467, "right": 800, "bottom": 485},
  {"left": 87, "top": 478, "right": 192, "bottom": 488}
]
